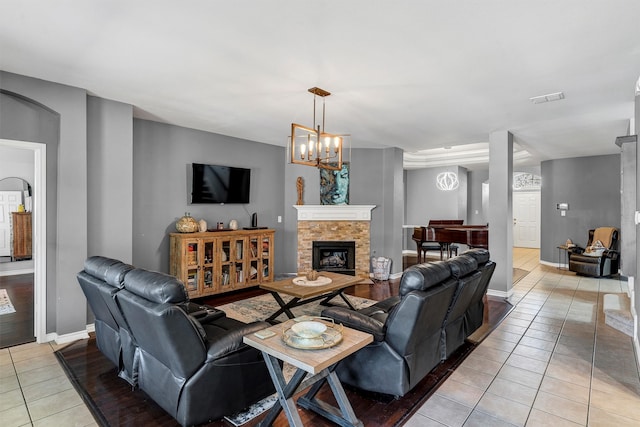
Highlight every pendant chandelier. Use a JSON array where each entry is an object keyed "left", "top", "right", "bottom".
[
  {"left": 289, "top": 87, "right": 346, "bottom": 171},
  {"left": 436, "top": 171, "right": 460, "bottom": 191},
  {"left": 436, "top": 146, "right": 459, "bottom": 191}
]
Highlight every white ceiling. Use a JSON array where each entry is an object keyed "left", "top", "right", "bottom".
[{"left": 1, "top": 1, "right": 639, "bottom": 170}]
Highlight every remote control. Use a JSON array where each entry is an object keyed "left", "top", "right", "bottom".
[{"left": 254, "top": 329, "right": 276, "bottom": 339}]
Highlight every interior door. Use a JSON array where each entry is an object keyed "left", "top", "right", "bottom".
[
  {"left": 513, "top": 191, "right": 540, "bottom": 248},
  {"left": 0, "top": 191, "right": 22, "bottom": 257}
]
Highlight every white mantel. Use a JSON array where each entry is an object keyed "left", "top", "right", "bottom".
[{"left": 293, "top": 205, "right": 376, "bottom": 221}]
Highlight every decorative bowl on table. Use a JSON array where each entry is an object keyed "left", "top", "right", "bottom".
[
  {"left": 282, "top": 321, "right": 343, "bottom": 349},
  {"left": 291, "top": 321, "right": 327, "bottom": 338}
]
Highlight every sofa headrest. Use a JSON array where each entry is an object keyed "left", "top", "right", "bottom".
[
  {"left": 83, "top": 256, "right": 134, "bottom": 289},
  {"left": 461, "top": 248, "right": 490, "bottom": 265},
  {"left": 399, "top": 261, "right": 451, "bottom": 295},
  {"left": 447, "top": 255, "right": 478, "bottom": 279},
  {"left": 123, "top": 269, "right": 188, "bottom": 304}
]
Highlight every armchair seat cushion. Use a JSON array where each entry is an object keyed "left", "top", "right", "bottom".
[{"left": 571, "top": 253, "right": 603, "bottom": 263}]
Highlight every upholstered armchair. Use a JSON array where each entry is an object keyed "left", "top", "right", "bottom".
[{"left": 568, "top": 227, "right": 619, "bottom": 277}]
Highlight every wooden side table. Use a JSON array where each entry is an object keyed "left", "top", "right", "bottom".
[{"left": 243, "top": 319, "right": 373, "bottom": 427}]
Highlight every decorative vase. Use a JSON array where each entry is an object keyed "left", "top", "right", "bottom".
[
  {"left": 176, "top": 213, "right": 199, "bottom": 233},
  {"left": 229, "top": 219, "right": 238, "bottom": 230},
  {"left": 198, "top": 219, "right": 207, "bottom": 232},
  {"left": 306, "top": 270, "right": 319, "bottom": 281}
]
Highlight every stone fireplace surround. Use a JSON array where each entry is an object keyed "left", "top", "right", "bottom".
[{"left": 294, "top": 205, "right": 376, "bottom": 279}]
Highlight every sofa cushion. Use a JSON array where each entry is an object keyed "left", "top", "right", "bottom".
[
  {"left": 447, "top": 255, "right": 478, "bottom": 279},
  {"left": 461, "top": 248, "right": 490, "bottom": 265},
  {"left": 83, "top": 256, "right": 133, "bottom": 289},
  {"left": 399, "top": 261, "right": 451, "bottom": 295},
  {"left": 123, "top": 269, "right": 188, "bottom": 304}
]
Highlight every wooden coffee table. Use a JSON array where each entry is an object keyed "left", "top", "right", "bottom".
[
  {"left": 260, "top": 272, "right": 363, "bottom": 323},
  {"left": 244, "top": 319, "right": 373, "bottom": 427}
]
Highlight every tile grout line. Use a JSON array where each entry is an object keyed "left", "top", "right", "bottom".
[{"left": 8, "top": 346, "right": 35, "bottom": 426}]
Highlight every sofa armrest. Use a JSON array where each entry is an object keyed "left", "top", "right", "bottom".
[
  {"left": 190, "top": 308, "right": 226, "bottom": 325},
  {"left": 569, "top": 246, "right": 585, "bottom": 255},
  {"left": 321, "top": 307, "right": 385, "bottom": 342},
  {"left": 604, "top": 250, "right": 619, "bottom": 260},
  {"left": 205, "top": 321, "right": 271, "bottom": 360}
]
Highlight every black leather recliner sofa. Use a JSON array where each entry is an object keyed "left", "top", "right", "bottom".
[
  {"left": 114, "top": 268, "right": 275, "bottom": 426},
  {"left": 460, "top": 249, "right": 496, "bottom": 337},
  {"left": 322, "top": 249, "right": 494, "bottom": 397},
  {"left": 77, "top": 256, "right": 137, "bottom": 384},
  {"left": 78, "top": 258, "right": 275, "bottom": 426}
]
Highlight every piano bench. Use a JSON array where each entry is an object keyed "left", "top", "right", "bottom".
[{"left": 449, "top": 244, "right": 459, "bottom": 257}]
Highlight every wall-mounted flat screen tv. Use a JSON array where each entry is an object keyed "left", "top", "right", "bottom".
[{"left": 191, "top": 163, "right": 251, "bottom": 204}]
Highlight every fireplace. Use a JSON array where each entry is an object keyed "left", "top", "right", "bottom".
[
  {"left": 312, "top": 241, "right": 356, "bottom": 276},
  {"left": 294, "top": 205, "right": 376, "bottom": 279}
]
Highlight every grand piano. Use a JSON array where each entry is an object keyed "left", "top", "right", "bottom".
[{"left": 412, "top": 220, "right": 489, "bottom": 262}]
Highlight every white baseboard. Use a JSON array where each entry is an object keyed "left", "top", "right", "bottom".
[
  {"left": 487, "top": 289, "right": 514, "bottom": 299},
  {"left": 539, "top": 259, "right": 563, "bottom": 269},
  {"left": 38, "top": 325, "right": 94, "bottom": 344},
  {"left": 55, "top": 330, "right": 90, "bottom": 345}
]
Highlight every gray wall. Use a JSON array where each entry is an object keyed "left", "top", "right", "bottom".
[
  {"left": 131, "top": 119, "right": 286, "bottom": 274},
  {"left": 540, "top": 154, "right": 621, "bottom": 264},
  {"left": 405, "top": 166, "right": 468, "bottom": 225},
  {"left": 0, "top": 146, "right": 35, "bottom": 185},
  {"left": 0, "top": 71, "right": 87, "bottom": 335},
  {"left": 282, "top": 147, "right": 405, "bottom": 274},
  {"left": 87, "top": 96, "right": 134, "bottom": 262},
  {"left": 467, "top": 169, "right": 489, "bottom": 225},
  {"left": 467, "top": 165, "right": 542, "bottom": 226}
]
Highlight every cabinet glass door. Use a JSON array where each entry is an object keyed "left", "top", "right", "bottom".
[
  {"left": 185, "top": 241, "right": 199, "bottom": 293},
  {"left": 203, "top": 240, "right": 215, "bottom": 292},
  {"left": 220, "top": 239, "right": 233, "bottom": 288},
  {"left": 232, "top": 238, "right": 246, "bottom": 286}
]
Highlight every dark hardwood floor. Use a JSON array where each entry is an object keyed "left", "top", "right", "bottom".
[
  {"left": 56, "top": 258, "right": 513, "bottom": 427},
  {"left": 0, "top": 273, "right": 35, "bottom": 348}
]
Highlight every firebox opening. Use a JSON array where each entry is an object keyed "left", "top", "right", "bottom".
[{"left": 312, "top": 241, "right": 356, "bottom": 276}]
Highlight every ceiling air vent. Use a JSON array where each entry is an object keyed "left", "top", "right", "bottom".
[{"left": 529, "top": 92, "right": 565, "bottom": 104}]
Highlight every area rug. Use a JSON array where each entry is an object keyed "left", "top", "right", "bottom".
[
  {"left": 215, "top": 293, "right": 377, "bottom": 324},
  {"left": 218, "top": 294, "right": 377, "bottom": 425},
  {"left": 0, "top": 289, "right": 16, "bottom": 315}
]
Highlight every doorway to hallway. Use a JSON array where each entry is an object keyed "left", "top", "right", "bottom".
[{"left": 513, "top": 191, "right": 540, "bottom": 248}]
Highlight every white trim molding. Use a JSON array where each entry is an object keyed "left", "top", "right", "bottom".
[
  {"left": 293, "top": 205, "right": 376, "bottom": 221},
  {"left": 54, "top": 329, "right": 90, "bottom": 345},
  {"left": 487, "top": 289, "right": 514, "bottom": 299}
]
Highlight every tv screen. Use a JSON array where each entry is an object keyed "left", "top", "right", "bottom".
[{"left": 191, "top": 163, "right": 251, "bottom": 204}]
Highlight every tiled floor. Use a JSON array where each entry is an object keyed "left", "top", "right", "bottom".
[
  {"left": 0, "top": 341, "right": 97, "bottom": 427},
  {"left": 406, "top": 247, "right": 640, "bottom": 427},
  {"left": 1, "top": 248, "right": 639, "bottom": 426}
]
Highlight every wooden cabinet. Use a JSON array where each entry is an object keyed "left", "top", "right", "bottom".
[
  {"left": 169, "top": 229, "right": 274, "bottom": 298},
  {"left": 11, "top": 212, "right": 32, "bottom": 261}
]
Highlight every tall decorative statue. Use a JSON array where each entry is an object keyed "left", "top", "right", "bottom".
[{"left": 296, "top": 176, "right": 304, "bottom": 205}]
